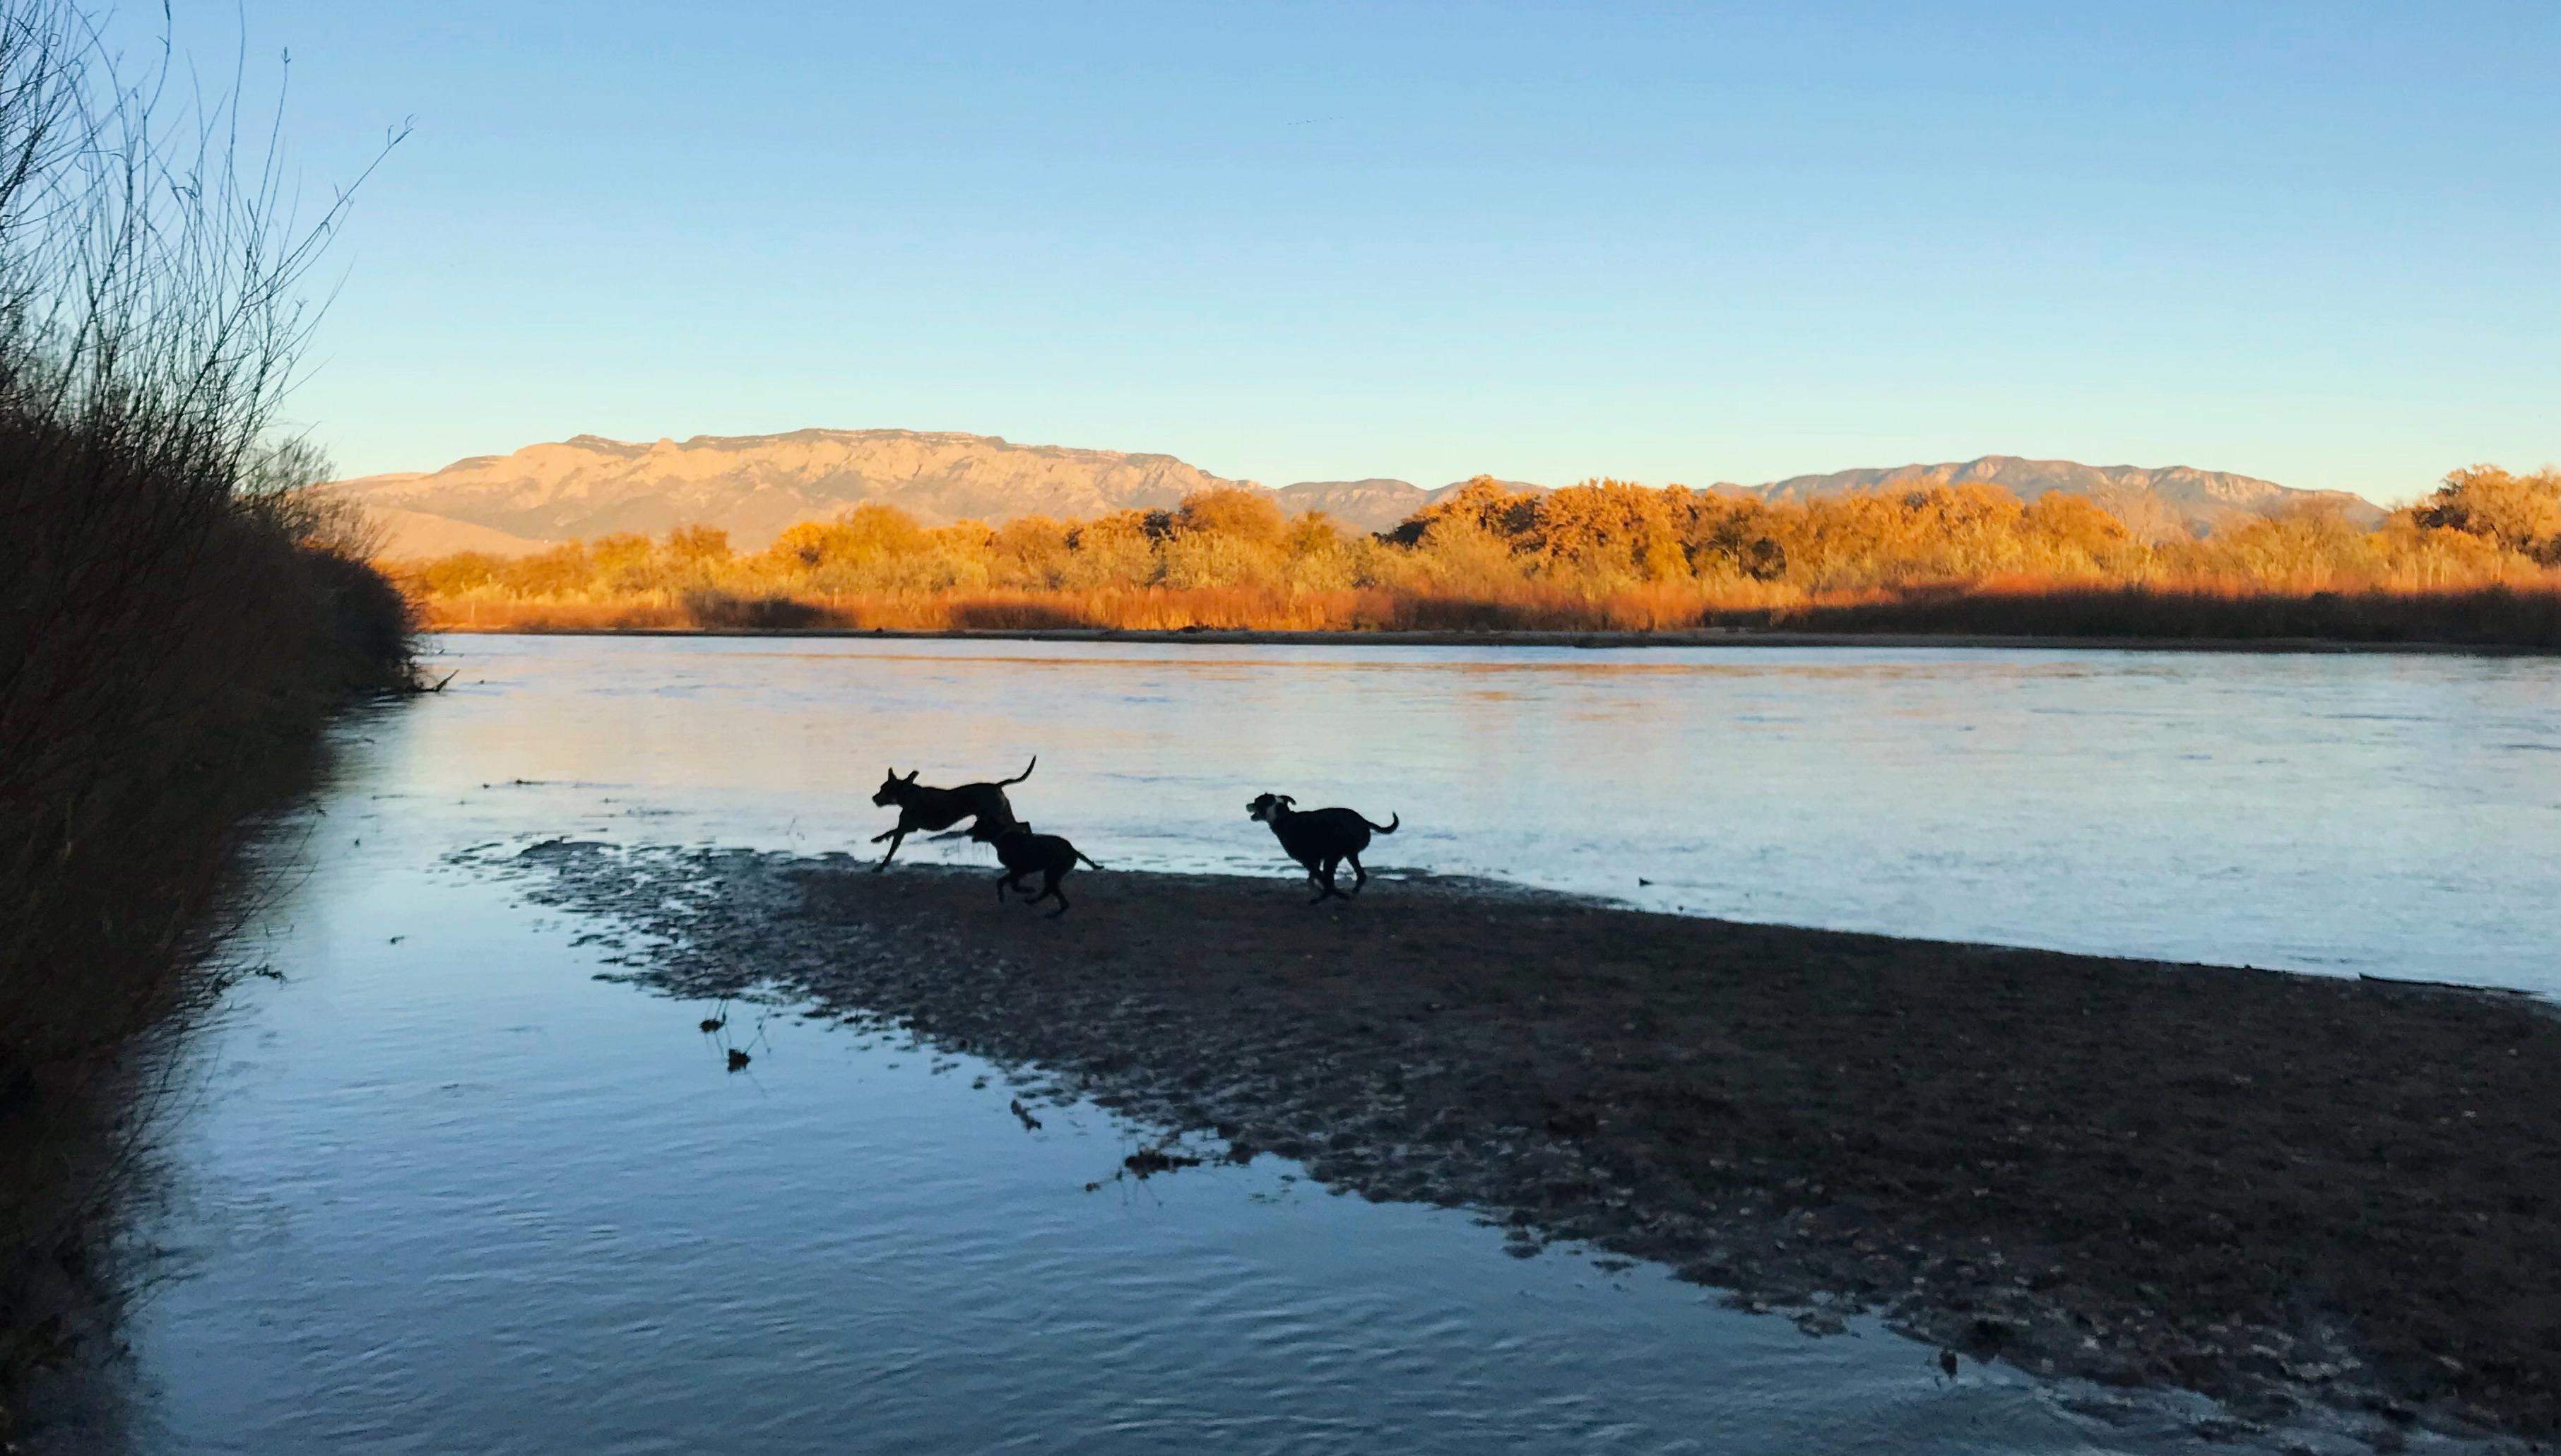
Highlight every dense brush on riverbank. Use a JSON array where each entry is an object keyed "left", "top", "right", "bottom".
[
  {"left": 0, "top": 486, "right": 411, "bottom": 1394},
  {"left": 0, "top": 0, "right": 409, "bottom": 1426},
  {"left": 396, "top": 468, "right": 2561, "bottom": 646}
]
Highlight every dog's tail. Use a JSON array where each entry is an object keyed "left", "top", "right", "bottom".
[
  {"left": 1364, "top": 812, "right": 1400, "bottom": 835},
  {"left": 1076, "top": 851, "right": 1106, "bottom": 870},
  {"left": 998, "top": 754, "right": 1038, "bottom": 786}
]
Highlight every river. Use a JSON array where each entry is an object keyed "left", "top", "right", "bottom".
[{"left": 93, "top": 635, "right": 2553, "bottom": 1454}]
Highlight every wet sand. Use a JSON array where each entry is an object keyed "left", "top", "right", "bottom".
[{"left": 516, "top": 846, "right": 2561, "bottom": 1443}]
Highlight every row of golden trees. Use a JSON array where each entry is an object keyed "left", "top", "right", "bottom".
[{"left": 395, "top": 466, "right": 2561, "bottom": 631}]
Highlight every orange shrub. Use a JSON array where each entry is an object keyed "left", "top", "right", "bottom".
[{"left": 391, "top": 471, "right": 2561, "bottom": 641}]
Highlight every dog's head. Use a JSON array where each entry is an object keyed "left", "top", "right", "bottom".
[
  {"left": 872, "top": 768, "right": 919, "bottom": 806},
  {"left": 1246, "top": 792, "right": 1294, "bottom": 823}
]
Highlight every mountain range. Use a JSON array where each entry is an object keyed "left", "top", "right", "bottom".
[
  {"left": 329, "top": 427, "right": 2381, "bottom": 557},
  {"left": 1750, "top": 458, "right": 2382, "bottom": 539}
]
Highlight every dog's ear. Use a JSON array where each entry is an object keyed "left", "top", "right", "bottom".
[
  {"left": 1277, "top": 794, "right": 1296, "bottom": 805},
  {"left": 904, "top": 769, "right": 920, "bottom": 782}
]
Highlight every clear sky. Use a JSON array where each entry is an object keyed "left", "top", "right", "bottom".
[{"left": 148, "top": 2, "right": 2560, "bottom": 502}]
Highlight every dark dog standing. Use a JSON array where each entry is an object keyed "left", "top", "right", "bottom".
[
  {"left": 1247, "top": 792, "right": 1398, "bottom": 904},
  {"left": 969, "top": 819, "right": 1104, "bottom": 916},
  {"left": 868, "top": 756, "right": 1036, "bottom": 870}
]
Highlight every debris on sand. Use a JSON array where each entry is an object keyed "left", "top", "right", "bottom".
[{"left": 1121, "top": 1142, "right": 1201, "bottom": 1178}]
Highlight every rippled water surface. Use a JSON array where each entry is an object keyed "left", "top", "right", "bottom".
[
  {"left": 429, "top": 635, "right": 2550, "bottom": 983},
  {"left": 105, "top": 635, "right": 2556, "bottom": 1454}
]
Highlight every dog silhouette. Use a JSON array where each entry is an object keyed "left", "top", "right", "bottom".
[
  {"left": 1247, "top": 791, "right": 1398, "bottom": 904},
  {"left": 868, "top": 756, "right": 1035, "bottom": 870},
  {"left": 969, "top": 819, "right": 1104, "bottom": 916}
]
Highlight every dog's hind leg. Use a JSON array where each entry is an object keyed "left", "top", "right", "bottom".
[
  {"left": 1347, "top": 852, "right": 1368, "bottom": 894},
  {"left": 1325, "top": 858, "right": 1355, "bottom": 902},
  {"left": 1039, "top": 868, "right": 1069, "bottom": 917}
]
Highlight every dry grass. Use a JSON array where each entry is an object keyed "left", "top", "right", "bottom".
[
  {"left": 415, "top": 575, "right": 2561, "bottom": 647},
  {"left": 1737, "top": 579, "right": 2561, "bottom": 646},
  {"left": 419, "top": 583, "right": 1745, "bottom": 634}
]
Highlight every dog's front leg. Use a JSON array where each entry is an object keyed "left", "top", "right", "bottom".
[{"left": 873, "top": 827, "right": 908, "bottom": 871}]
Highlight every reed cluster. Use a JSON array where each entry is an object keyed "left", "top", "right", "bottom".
[
  {"left": 398, "top": 468, "right": 2561, "bottom": 645},
  {"left": 0, "top": 1, "right": 410, "bottom": 1420}
]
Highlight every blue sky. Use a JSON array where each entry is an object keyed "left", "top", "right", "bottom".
[{"left": 148, "top": 2, "right": 2560, "bottom": 502}]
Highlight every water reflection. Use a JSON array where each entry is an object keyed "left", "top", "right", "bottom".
[{"left": 119, "top": 829, "right": 2280, "bottom": 1454}]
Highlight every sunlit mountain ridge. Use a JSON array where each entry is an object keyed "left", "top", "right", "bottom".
[{"left": 330, "top": 427, "right": 2378, "bottom": 557}]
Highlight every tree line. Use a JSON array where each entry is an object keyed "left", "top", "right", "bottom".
[{"left": 393, "top": 465, "right": 2561, "bottom": 638}]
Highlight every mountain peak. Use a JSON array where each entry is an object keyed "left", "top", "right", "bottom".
[
  {"left": 332, "top": 428, "right": 2375, "bottom": 557},
  {"left": 332, "top": 428, "right": 1256, "bottom": 551}
]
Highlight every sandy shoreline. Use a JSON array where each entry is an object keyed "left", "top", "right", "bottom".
[
  {"left": 425, "top": 624, "right": 2560, "bottom": 656},
  {"left": 506, "top": 846, "right": 2561, "bottom": 1445}
]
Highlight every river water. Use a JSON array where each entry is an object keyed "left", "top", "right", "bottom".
[{"left": 97, "top": 635, "right": 2555, "bottom": 1454}]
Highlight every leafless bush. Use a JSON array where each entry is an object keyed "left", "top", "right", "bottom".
[{"left": 0, "top": 0, "right": 408, "bottom": 1419}]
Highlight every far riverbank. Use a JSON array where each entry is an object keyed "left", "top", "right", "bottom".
[{"left": 429, "top": 623, "right": 2561, "bottom": 655}]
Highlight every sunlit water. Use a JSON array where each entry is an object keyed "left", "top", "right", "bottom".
[
  {"left": 427, "top": 634, "right": 2550, "bottom": 984},
  {"left": 99, "top": 635, "right": 2556, "bottom": 1454}
]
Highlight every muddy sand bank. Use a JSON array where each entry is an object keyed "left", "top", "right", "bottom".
[{"left": 507, "top": 846, "right": 2561, "bottom": 1444}]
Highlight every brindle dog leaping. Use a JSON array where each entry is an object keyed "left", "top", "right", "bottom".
[{"left": 869, "top": 756, "right": 1035, "bottom": 870}]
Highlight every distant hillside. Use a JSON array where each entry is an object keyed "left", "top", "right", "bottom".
[
  {"left": 336, "top": 428, "right": 2379, "bottom": 557},
  {"left": 1272, "top": 478, "right": 1546, "bottom": 533},
  {"left": 1271, "top": 479, "right": 1427, "bottom": 531},
  {"left": 1734, "top": 456, "right": 2383, "bottom": 539},
  {"left": 333, "top": 428, "right": 1254, "bottom": 555}
]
